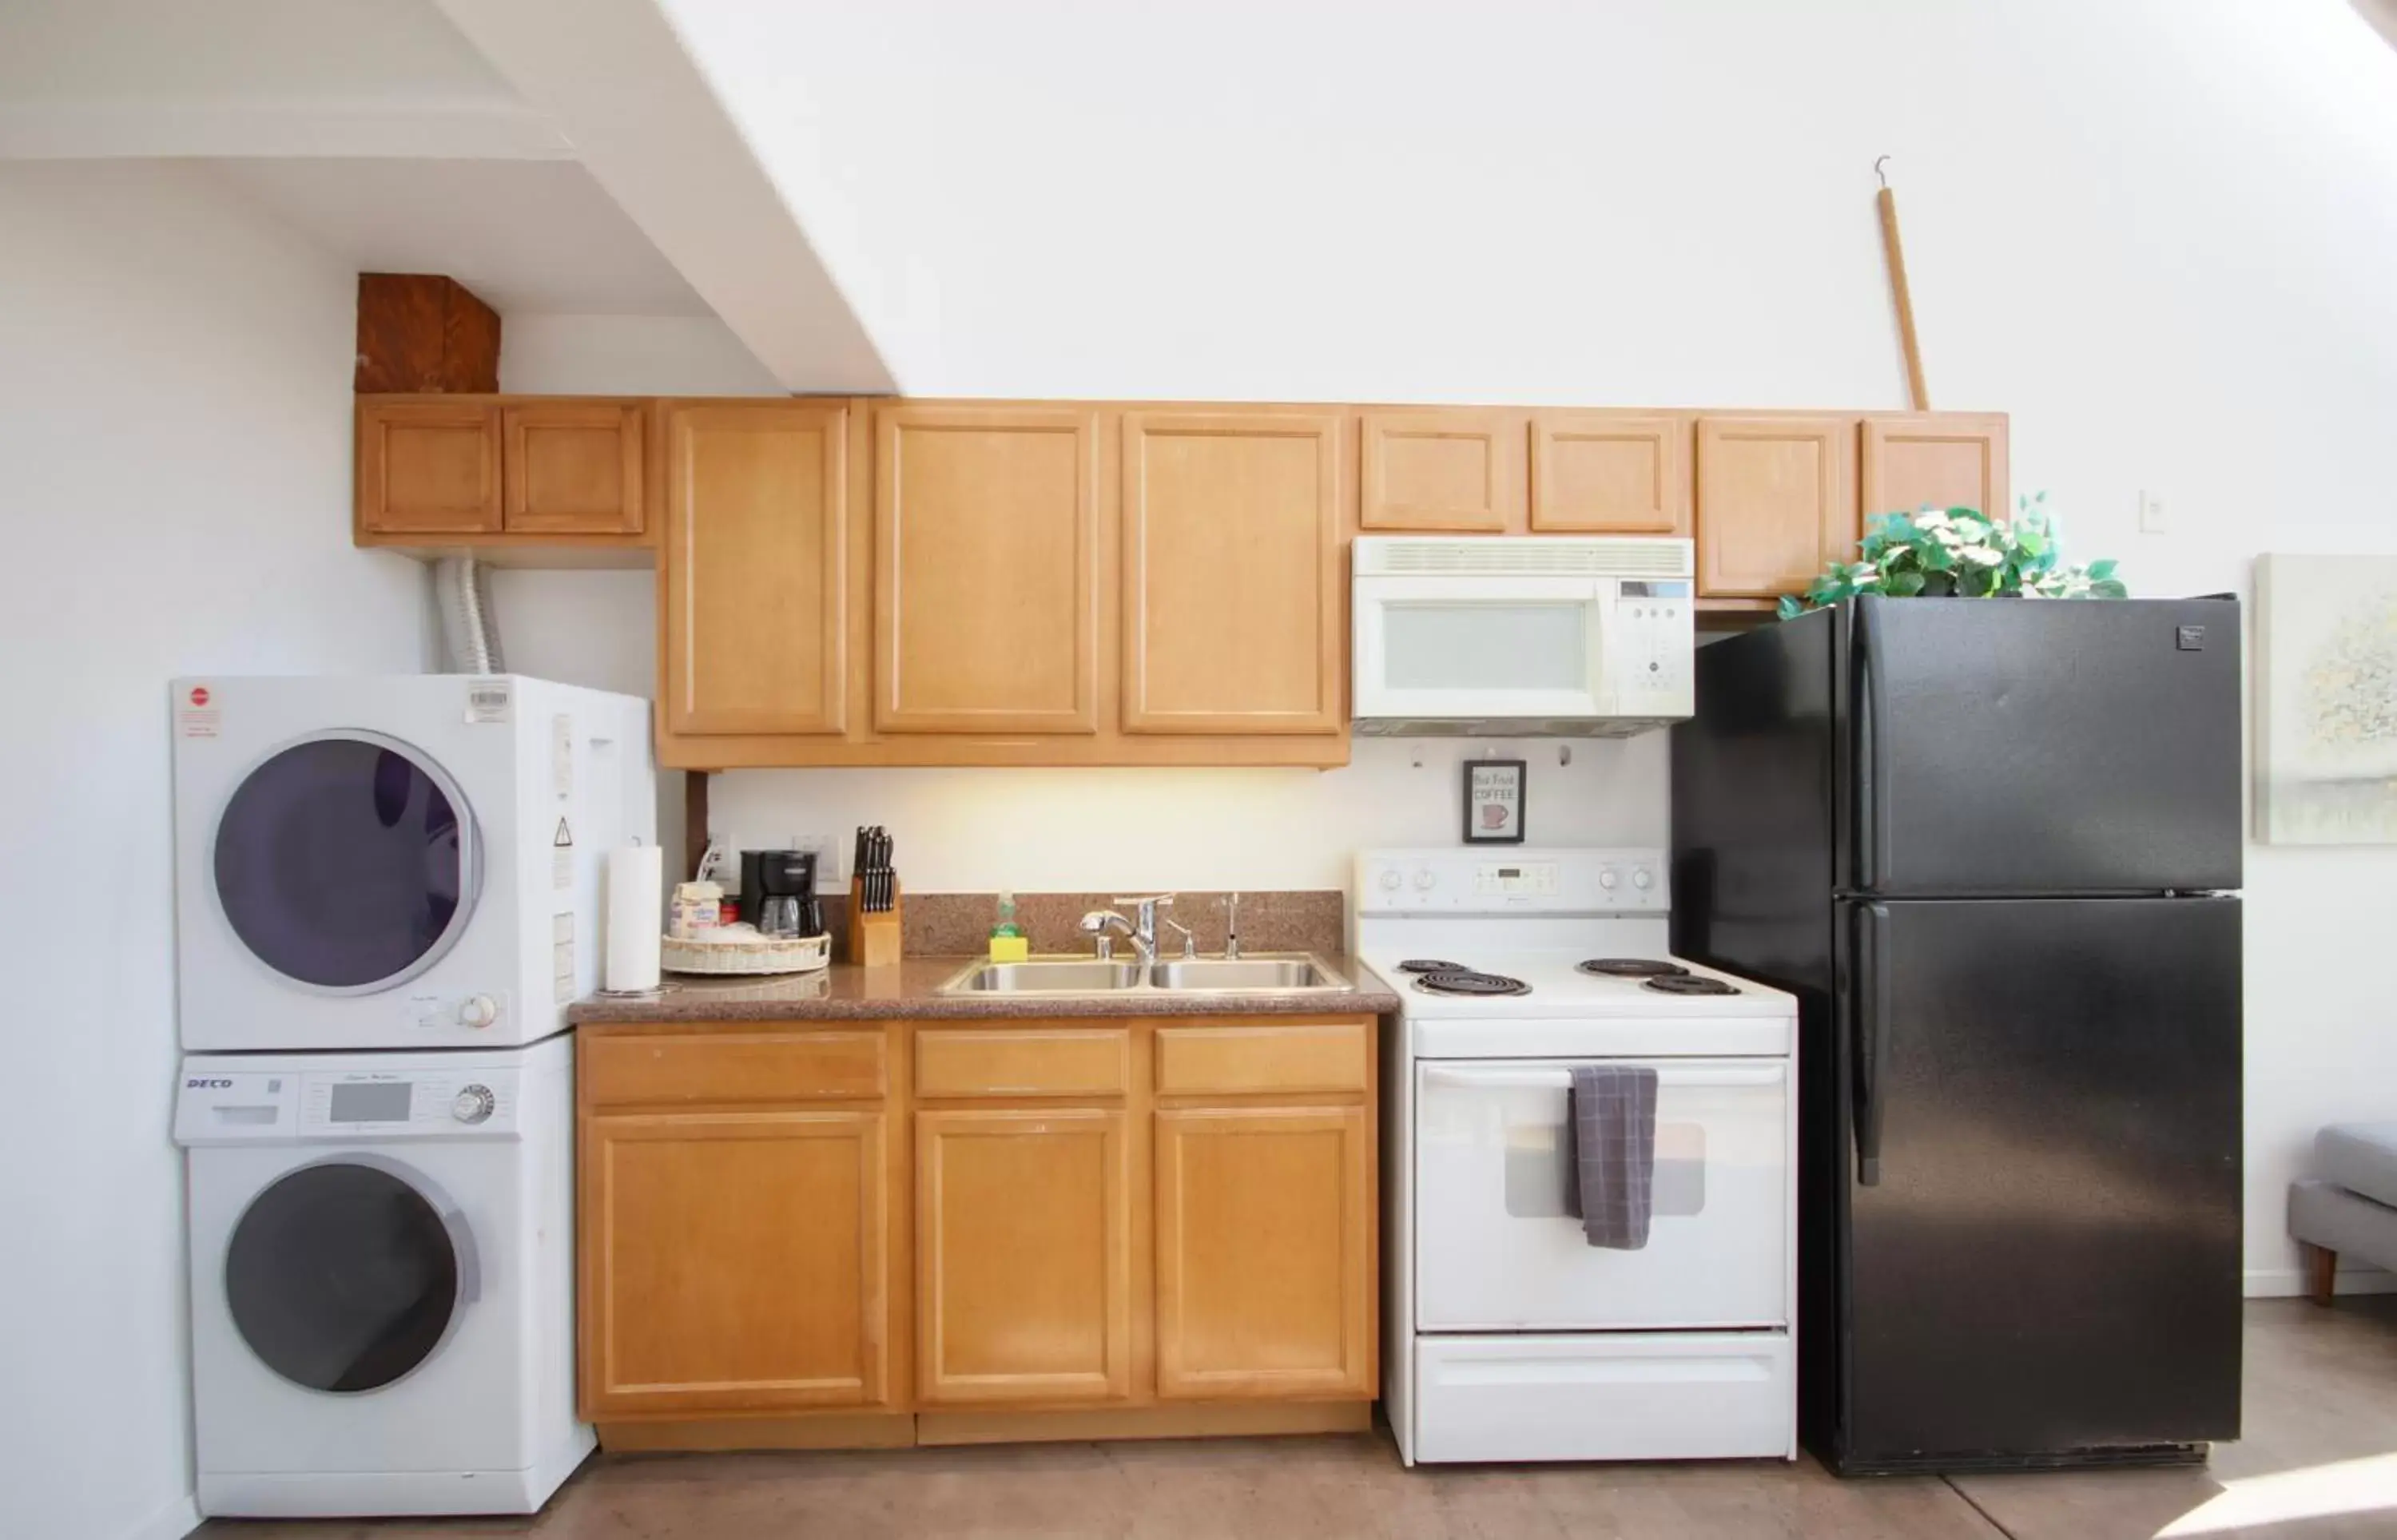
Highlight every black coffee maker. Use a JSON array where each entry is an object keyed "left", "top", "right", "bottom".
[{"left": 741, "top": 849, "right": 823, "bottom": 939}]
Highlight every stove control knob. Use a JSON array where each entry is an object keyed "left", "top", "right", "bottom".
[
  {"left": 1599, "top": 870, "right": 1619, "bottom": 891},
  {"left": 1378, "top": 868, "right": 1403, "bottom": 893},
  {"left": 451, "top": 1085, "right": 495, "bottom": 1125},
  {"left": 1413, "top": 867, "right": 1437, "bottom": 891},
  {"left": 1632, "top": 869, "right": 1655, "bottom": 891},
  {"left": 457, "top": 995, "right": 499, "bottom": 1029}
]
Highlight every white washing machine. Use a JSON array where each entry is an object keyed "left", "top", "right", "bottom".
[
  {"left": 176, "top": 1034, "right": 593, "bottom": 1517},
  {"left": 172, "top": 674, "right": 654, "bottom": 1051}
]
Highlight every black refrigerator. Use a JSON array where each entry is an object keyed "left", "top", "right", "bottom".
[{"left": 1671, "top": 595, "right": 2244, "bottom": 1476}]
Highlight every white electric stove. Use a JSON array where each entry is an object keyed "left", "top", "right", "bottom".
[{"left": 1357, "top": 847, "right": 1798, "bottom": 1467}]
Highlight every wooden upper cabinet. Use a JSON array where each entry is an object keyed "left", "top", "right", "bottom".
[
  {"left": 916, "top": 1108, "right": 1133, "bottom": 1406},
  {"left": 503, "top": 402, "right": 645, "bottom": 535},
  {"left": 875, "top": 406, "right": 1099, "bottom": 734},
  {"left": 662, "top": 402, "right": 849, "bottom": 736},
  {"left": 1121, "top": 411, "right": 1343, "bottom": 736},
  {"left": 1861, "top": 413, "right": 2010, "bottom": 526},
  {"left": 1693, "top": 415, "right": 1859, "bottom": 600},
  {"left": 1154, "top": 1105, "right": 1373, "bottom": 1401},
  {"left": 356, "top": 399, "right": 502, "bottom": 534},
  {"left": 1361, "top": 411, "right": 1524, "bottom": 532},
  {"left": 1531, "top": 411, "right": 1690, "bottom": 536},
  {"left": 580, "top": 1109, "right": 890, "bottom": 1417}
]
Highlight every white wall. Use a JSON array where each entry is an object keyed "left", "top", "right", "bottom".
[
  {"left": 637, "top": 0, "right": 2397, "bottom": 1292},
  {"left": 0, "top": 162, "right": 431, "bottom": 1540}
]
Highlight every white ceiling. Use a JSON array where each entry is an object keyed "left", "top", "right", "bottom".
[{"left": 207, "top": 158, "right": 709, "bottom": 316}]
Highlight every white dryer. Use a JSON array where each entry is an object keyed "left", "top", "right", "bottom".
[
  {"left": 177, "top": 1034, "right": 592, "bottom": 1517},
  {"left": 172, "top": 674, "right": 654, "bottom": 1051}
]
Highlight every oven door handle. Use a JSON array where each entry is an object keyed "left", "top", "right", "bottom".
[{"left": 1418, "top": 1065, "right": 1787, "bottom": 1091}]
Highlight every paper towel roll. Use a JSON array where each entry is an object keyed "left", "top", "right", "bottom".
[{"left": 605, "top": 844, "right": 664, "bottom": 992}]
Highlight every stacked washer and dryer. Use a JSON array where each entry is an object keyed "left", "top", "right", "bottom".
[{"left": 170, "top": 675, "right": 654, "bottom": 1518}]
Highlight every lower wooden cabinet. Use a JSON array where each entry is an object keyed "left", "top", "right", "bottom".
[
  {"left": 916, "top": 1107, "right": 1133, "bottom": 1405},
  {"left": 580, "top": 1109, "right": 891, "bottom": 1417},
  {"left": 1155, "top": 1105, "right": 1374, "bottom": 1400},
  {"left": 577, "top": 1016, "right": 1376, "bottom": 1440}
]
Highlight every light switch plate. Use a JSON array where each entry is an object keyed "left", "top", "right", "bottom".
[{"left": 2138, "top": 491, "right": 2169, "bottom": 534}]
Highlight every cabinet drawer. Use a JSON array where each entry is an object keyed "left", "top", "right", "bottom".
[
  {"left": 916, "top": 1028, "right": 1131, "bottom": 1098},
  {"left": 582, "top": 1031, "right": 888, "bottom": 1108},
  {"left": 1155, "top": 1022, "right": 1370, "bottom": 1097},
  {"left": 1413, "top": 1334, "right": 1793, "bottom": 1463}
]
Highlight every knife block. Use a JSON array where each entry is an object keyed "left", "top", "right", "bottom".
[{"left": 845, "top": 877, "right": 903, "bottom": 969}]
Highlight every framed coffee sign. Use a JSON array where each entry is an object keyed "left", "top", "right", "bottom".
[{"left": 1463, "top": 759, "right": 1526, "bottom": 845}]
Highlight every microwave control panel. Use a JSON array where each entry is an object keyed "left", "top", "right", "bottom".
[{"left": 1614, "top": 581, "right": 1694, "bottom": 707}]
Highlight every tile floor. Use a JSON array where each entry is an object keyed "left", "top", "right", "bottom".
[{"left": 200, "top": 1297, "right": 2397, "bottom": 1540}]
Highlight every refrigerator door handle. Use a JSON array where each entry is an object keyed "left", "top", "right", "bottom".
[
  {"left": 1851, "top": 597, "right": 1892, "bottom": 891},
  {"left": 1855, "top": 901, "right": 1891, "bottom": 1186}
]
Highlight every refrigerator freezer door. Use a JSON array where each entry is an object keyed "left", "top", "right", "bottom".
[
  {"left": 1836, "top": 896, "right": 2243, "bottom": 1469},
  {"left": 1846, "top": 596, "right": 2241, "bottom": 896}
]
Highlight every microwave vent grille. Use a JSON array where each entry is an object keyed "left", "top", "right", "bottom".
[{"left": 1358, "top": 537, "right": 1691, "bottom": 578}]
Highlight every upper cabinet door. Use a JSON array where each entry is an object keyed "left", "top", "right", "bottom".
[
  {"left": 875, "top": 406, "right": 1099, "bottom": 734},
  {"left": 1360, "top": 411, "right": 1524, "bottom": 532},
  {"left": 503, "top": 402, "right": 646, "bottom": 535},
  {"left": 1122, "top": 411, "right": 1344, "bottom": 736},
  {"left": 1530, "top": 411, "right": 1690, "bottom": 536},
  {"left": 662, "top": 402, "right": 849, "bottom": 736},
  {"left": 1860, "top": 413, "right": 2009, "bottom": 525},
  {"left": 356, "top": 400, "right": 502, "bottom": 534},
  {"left": 1693, "top": 415, "right": 1859, "bottom": 599}
]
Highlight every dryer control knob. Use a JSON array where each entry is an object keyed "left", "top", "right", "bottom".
[
  {"left": 458, "top": 995, "right": 499, "bottom": 1029},
  {"left": 1378, "top": 868, "right": 1403, "bottom": 893},
  {"left": 1599, "top": 870, "right": 1619, "bottom": 890},
  {"left": 1412, "top": 867, "right": 1437, "bottom": 891},
  {"left": 452, "top": 1085, "right": 496, "bottom": 1125}
]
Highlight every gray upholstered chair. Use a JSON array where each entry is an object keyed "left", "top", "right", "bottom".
[{"left": 2289, "top": 1123, "right": 2397, "bottom": 1304}]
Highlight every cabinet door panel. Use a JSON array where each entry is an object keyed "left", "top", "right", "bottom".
[
  {"left": 1531, "top": 411, "right": 1688, "bottom": 536},
  {"left": 1695, "top": 415, "right": 1858, "bottom": 599},
  {"left": 876, "top": 406, "right": 1098, "bottom": 733},
  {"left": 504, "top": 402, "right": 644, "bottom": 534},
  {"left": 662, "top": 403, "right": 848, "bottom": 736},
  {"left": 582, "top": 1109, "right": 888, "bottom": 1416},
  {"left": 1861, "top": 413, "right": 2009, "bottom": 524},
  {"left": 1361, "top": 411, "right": 1521, "bottom": 532},
  {"left": 1155, "top": 1105, "right": 1373, "bottom": 1400},
  {"left": 357, "top": 401, "right": 501, "bottom": 534},
  {"left": 916, "top": 1108, "right": 1132, "bottom": 1404},
  {"left": 1123, "top": 412, "right": 1342, "bottom": 734}
]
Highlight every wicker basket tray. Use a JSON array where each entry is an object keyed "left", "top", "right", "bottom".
[{"left": 661, "top": 927, "right": 831, "bottom": 977}]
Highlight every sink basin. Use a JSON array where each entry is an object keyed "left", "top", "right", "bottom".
[
  {"left": 935, "top": 953, "right": 1349, "bottom": 997},
  {"left": 1150, "top": 957, "right": 1346, "bottom": 991},
  {"left": 943, "top": 959, "right": 1145, "bottom": 994}
]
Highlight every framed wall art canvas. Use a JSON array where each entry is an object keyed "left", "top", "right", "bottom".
[{"left": 2257, "top": 554, "right": 2397, "bottom": 844}]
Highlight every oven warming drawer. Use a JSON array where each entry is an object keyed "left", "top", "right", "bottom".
[{"left": 1413, "top": 1333, "right": 1794, "bottom": 1463}]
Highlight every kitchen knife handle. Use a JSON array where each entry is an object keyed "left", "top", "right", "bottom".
[{"left": 1854, "top": 901, "right": 1890, "bottom": 1186}]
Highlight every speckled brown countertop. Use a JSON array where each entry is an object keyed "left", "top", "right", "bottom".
[{"left": 568, "top": 955, "right": 1399, "bottom": 1025}]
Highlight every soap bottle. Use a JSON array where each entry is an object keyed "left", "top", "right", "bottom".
[{"left": 988, "top": 891, "right": 1029, "bottom": 963}]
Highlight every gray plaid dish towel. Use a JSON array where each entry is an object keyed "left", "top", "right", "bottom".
[{"left": 1567, "top": 1065, "right": 1659, "bottom": 1249}]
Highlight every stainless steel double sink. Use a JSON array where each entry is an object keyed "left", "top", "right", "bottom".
[{"left": 936, "top": 953, "right": 1350, "bottom": 997}]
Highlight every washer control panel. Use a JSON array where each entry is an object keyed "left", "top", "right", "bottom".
[
  {"left": 1353, "top": 848, "right": 1668, "bottom": 915},
  {"left": 174, "top": 1063, "right": 522, "bottom": 1143}
]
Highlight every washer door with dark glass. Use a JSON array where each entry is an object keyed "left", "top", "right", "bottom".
[
  {"left": 212, "top": 732, "right": 476, "bottom": 994},
  {"left": 225, "top": 1161, "right": 466, "bottom": 1393}
]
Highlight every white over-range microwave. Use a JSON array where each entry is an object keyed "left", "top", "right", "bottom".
[{"left": 1352, "top": 536, "right": 1695, "bottom": 736}]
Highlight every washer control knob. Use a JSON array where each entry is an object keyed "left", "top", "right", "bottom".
[
  {"left": 457, "top": 995, "right": 499, "bottom": 1029},
  {"left": 1632, "top": 869, "right": 1655, "bottom": 891},
  {"left": 1378, "top": 868, "right": 1403, "bottom": 893},
  {"left": 1599, "top": 870, "right": 1619, "bottom": 890},
  {"left": 1413, "top": 867, "right": 1437, "bottom": 891},
  {"left": 452, "top": 1085, "right": 495, "bottom": 1125}
]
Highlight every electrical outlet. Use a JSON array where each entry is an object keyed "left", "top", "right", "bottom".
[
  {"left": 789, "top": 832, "right": 840, "bottom": 887},
  {"left": 2138, "top": 490, "right": 2170, "bottom": 534}
]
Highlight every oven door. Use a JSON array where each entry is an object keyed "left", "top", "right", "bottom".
[
  {"left": 1354, "top": 575, "right": 1615, "bottom": 720},
  {"left": 1414, "top": 1058, "right": 1788, "bottom": 1331}
]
